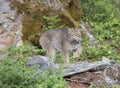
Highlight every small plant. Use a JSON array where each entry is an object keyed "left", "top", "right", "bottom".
[{"left": 42, "top": 15, "right": 67, "bottom": 31}]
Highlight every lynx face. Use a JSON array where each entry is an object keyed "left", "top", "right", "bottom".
[
  {"left": 68, "top": 28, "right": 82, "bottom": 42},
  {"left": 39, "top": 28, "right": 82, "bottom": 64}
]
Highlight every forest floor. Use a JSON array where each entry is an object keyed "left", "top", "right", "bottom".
[{"left": 65, "top": 70, "right": 108, "bottom": 88}]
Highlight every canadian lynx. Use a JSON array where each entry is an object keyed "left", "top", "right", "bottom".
[{"left": 39, "top": 28, "right": 82, "bottom": 64}]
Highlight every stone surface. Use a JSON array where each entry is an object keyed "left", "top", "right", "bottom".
[
  {"left": 0, "top": 0, "right": 23, "bottom": 50},
  {"left": 26, "top": 55, "right": 60, "bottom": 71},
  {"left": 26, "top": 55, "right": 52, "bottom": 70},
  {"left": 104, "top": 64, "right": 120, "bottom": 86}
]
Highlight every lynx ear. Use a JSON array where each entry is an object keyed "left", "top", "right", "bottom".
[
  {"left": 74, "top": 28, "right": 82, "bottom": 37},
  {"left": 68, "top": 28, "right": 76, "bottom": 34}
]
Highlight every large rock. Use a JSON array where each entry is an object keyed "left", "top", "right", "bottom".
[
  {"left": 9, "top": 0, "right": 82, "bottom": 43},
  {"left": 0, "top": 0, "right": 23, "bottom": 50},
  {"left": 0, "top": 0, "right": 82, "bottom": 49}
]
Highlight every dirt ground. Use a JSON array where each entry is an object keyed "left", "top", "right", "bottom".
[{"left": 65, "top": 70, "right": 108, "bottom": 88}]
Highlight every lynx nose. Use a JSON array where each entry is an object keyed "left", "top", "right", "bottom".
[{"left": 72, "top": 36, "right": 80, "bottom": 41}]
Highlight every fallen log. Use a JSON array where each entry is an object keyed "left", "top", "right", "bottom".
[{"left": 62, "top": 57, "right": 115, "bottom": 77}]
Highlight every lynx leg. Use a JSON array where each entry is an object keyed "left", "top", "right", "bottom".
[
  {"left": 73, "top": 44, "right": 82, "bottom": 59},
  {"left": 46, "top": 47, "right": 56, "bottom": 64},
  {"left": 62, "top": 50, "right": 70, "bottom": 63},
  {"left": 40, "top": 36, "right": 57, "bottom": 64}
]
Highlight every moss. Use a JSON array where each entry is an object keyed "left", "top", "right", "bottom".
[{"left": 22, "top": 15, "right": 41, "bottom": 41}]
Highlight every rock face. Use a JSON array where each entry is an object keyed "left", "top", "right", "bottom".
[
  {"left": 0, "top": 0, "right": 82, "bottom": 49},
  {"left": 10, "top": 0, "right": 82, "bottom": 43},
  {"left": 0, "top": 0, "right": 23, "bottom": 50}
]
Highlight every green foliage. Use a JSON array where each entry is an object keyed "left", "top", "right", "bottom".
[
  {"left": 80, "top": 0, "right": 120, "bottom": 62},
  {"left": 81, "top": 44, "right": 119, "bottom": 61},
  {"left": 37, "top": 69, "right": 66, "bottom": 88},
  {"left": 0, "top": 59, "right": 66, "bottom": 88},
  {"left": 0, "top": 44, "right": 66, "bottom": 88},
  {"left": 0, "top": 59, "right": 37, "bottom": 88},
  {"left": 6, "top": 43, "right": 43, "bottom": 60},
  {"left": 81, "top": 0, "right": 116, "bottom": 22},
  {"left": 42, "top": 15, "right": 67, "bottom": 31}
]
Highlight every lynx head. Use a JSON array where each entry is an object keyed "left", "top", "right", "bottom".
[{"left": 68, "top": 28, "right": 82, "bottom": 42}]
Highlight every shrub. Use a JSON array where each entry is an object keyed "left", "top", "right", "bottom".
[
  {"left": 0, "top": 44, "right": 66, "bottom": 88},
  {"left": 0, "top": 59, "right": 66, "bottom": 88},
  {"left": 0, "top": 59, "right": 37, "bottom": 88}
]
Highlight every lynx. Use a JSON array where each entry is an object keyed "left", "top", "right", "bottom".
[{"left": 39, "top": 28, "right": 82, "bottom": 64}]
